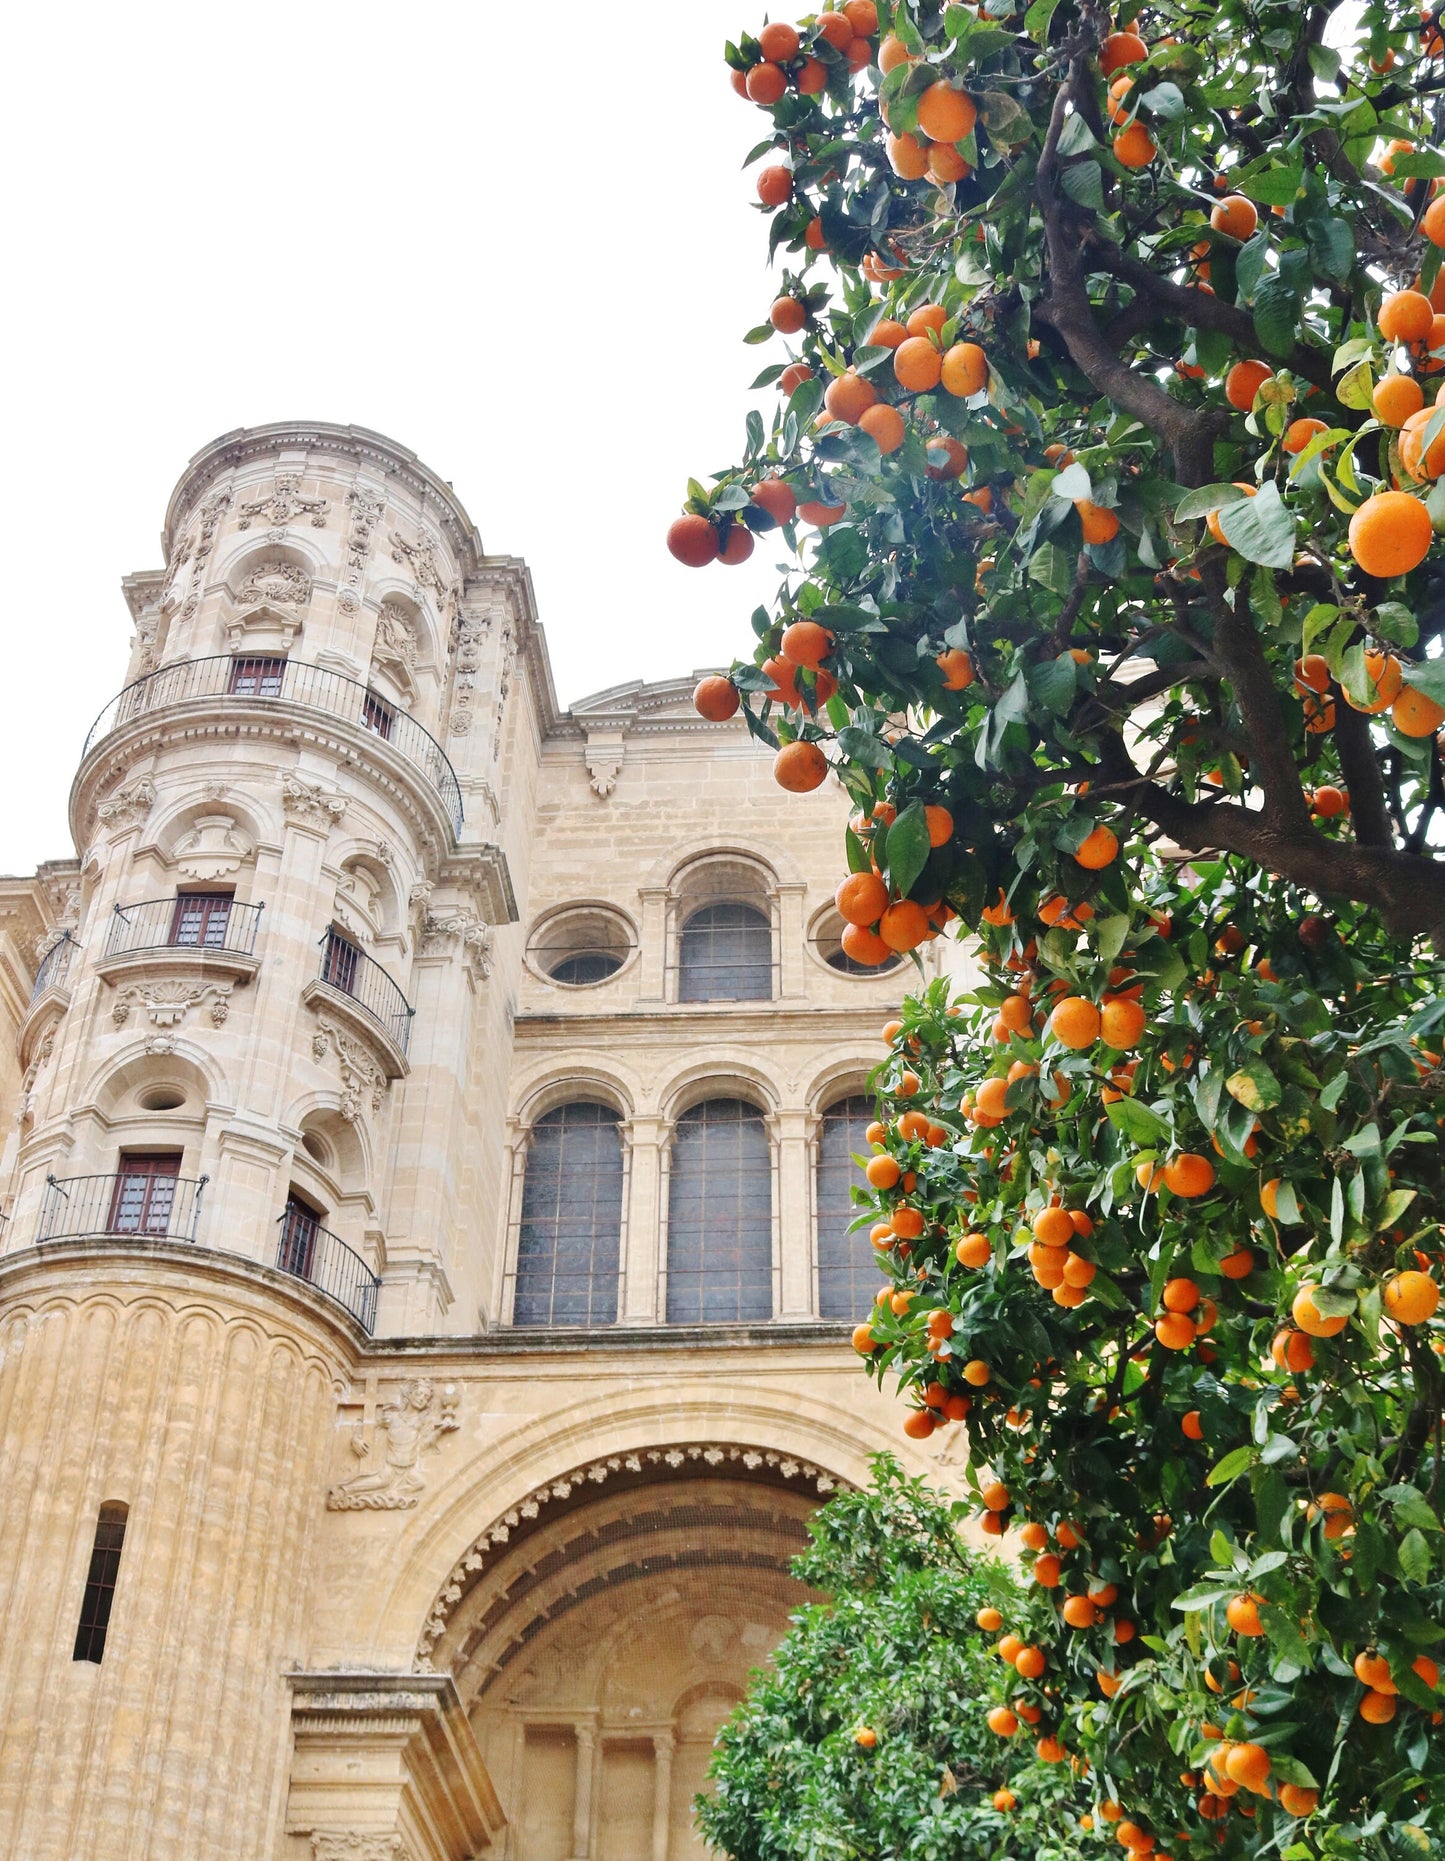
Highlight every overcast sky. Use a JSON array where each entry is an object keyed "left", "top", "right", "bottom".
[{"left": 0, "top": 2, "right": 782, "bottom": 873}]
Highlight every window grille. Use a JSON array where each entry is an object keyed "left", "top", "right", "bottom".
[
  {"left": 107, "top": 1154, "right": 182, "bottom": 1236},
  {"left": 361, "top": 688, "right": 397, "bottom": 740},
  {"left": 514, "top": 1104, "right": 623, "bottom": 1326},
  {"left": 666, "top": 1099, "right": 772, "bottom": 1323},
  {"left": 321, "top": 927, "right": 360, "bottom": 994},
  {"left": 677, "top": 903, "right": 772, "bottom": 1002},
  {"left": 227, "top": 655, "right": 286, "bottom": 696},
  {"left": 168, "top": 891, "right": 234, "bottom": 948},
  {"left": 816, "top": 1096, "right": 878, "bottom": 1318},
  {"left": 278, "top": 1193, "right": 320, "bottom": 1279},
  {"left": 73, "top": 1502, "right": 128, "bottom": 1663}
]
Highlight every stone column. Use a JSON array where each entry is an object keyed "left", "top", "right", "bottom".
[
  {"left": 620, "top": 1116, "right": 665, "bottom": 1325},
  {"left": 569, "top": 1722, "right": 596, "bottom": 1860},
  {"left": 775, "top": 881, "right": 809, "bottom": 1000},
  {"left": 651, "top": 1732, "right": 675, "bottom": 1861},
  {"left": 636, "top": 889, "right": 670, "bottom": 1003},
  {"left": 772, "top": 1108, "right": 815, "bottom": 1320}
]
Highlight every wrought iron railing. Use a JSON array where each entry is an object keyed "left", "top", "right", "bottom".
[
  {"left": 80, "top": 656, "right": 463, "bottom": 838},
  {"left": 30, "top": 932, "right": 77, "bottom": 1002},
  {"left": 275, "top": 1208, "right": 380, "bottom": 1333},
  {"left": 316, "top": 928, "right": 413, "bottom": 1056},
  {"left": 37, "top": 1171, "right": 208, "bottom": 1244},
  {"left": 105, "top": 896, "right": 264, "bottom": 961}
]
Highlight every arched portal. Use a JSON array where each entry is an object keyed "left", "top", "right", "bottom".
[{"left": 422, "top": 1444, "right": 847, "bottom": 1861}]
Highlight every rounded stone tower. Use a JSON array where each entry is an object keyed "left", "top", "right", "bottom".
[{"left": 0, "top": 424, "right": 525, "bottom": 1859}]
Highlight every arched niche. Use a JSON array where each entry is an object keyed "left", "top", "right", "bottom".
[
  {"left": 216, "top": 538, "right": 321, "bottom": 657},
  {"left": 140, "top": 792, "right": 267, "bottom": 890},
  {"left": 330, "top": 851, "right": 402, "bottom": 944}
]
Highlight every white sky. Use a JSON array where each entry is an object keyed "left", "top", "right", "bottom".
[{"left": 0, "top": 1, "right": 782, "bottom": 873}]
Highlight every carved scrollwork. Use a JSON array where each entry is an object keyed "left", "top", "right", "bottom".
[
  {"left": 311, "top": 1017, "right": 387, "bottom": 1122},
  {"left": 235, "top": 476, "right": 329, "bottom": 531},
  {"left": 238, "top": 561, "right": 312, "bottom": 607},
  {"left": 112, "top": 979, "right": 232, "bottom": 1030},
  {"left": 96, "top": 777, "right": 158, "bottom": 832},
  {"left": 417, "top": 908, "right": 493, "bottom": 976},
  {"left": 281, "top": 774, "right": 347, "bottom": 833}
]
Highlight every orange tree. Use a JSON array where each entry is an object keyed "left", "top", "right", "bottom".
[{"left": 674, "top": 0, "right": 1445, "bottom": 1854}]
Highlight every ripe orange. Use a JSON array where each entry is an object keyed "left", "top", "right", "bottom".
[
  {"left": 1374, "top": 373, "right": 1425, "bottom": 426},
  {"left": 1210, "top": 195, "right": 1258, "bottom": 240},
  {"left": 1113, "top": 121, "right": 1157, "bottom": 167},
  {"left": 993, "top": 1787, "right": 1017, "bottom": 1811},
  {"left": 1163, "top": 1153, "right": 1216, "bottom": 1198},
  {"left": 1101, "top": 29, "right": 1148, "bottom": 70},
  {"left": 836, "top": 871, "right": 889, "bottom": 927},
  {"left": 795, "top": 55, "right": 828, "bottom": 94},
  {"left": 780, "top": 620, "right": 834, "bottom": 670},
  {"left": 854, "top": 1723, "right": 878, "bottom": 1746},
  {"left": 987, "top": 1705, "right": 1019, "bottom": 1736},
  {"left": 1100, "top": 998, "right": 1146, "bottom": 1050},
  {"left": 1062, "top": 1252, "right": 1095, "bottom": 1287},
  {"left": 1347, "top": 649, "right": 1403, "bottom": 714},
  {"left": 841, "top": 0, "right": 878, "bottom": 34},
  {"left": 957, "top": 1231, "right": 991, "bottom": 1267},
  {"left": 756, "top": 162, "right": 794, "bottom": 206},
  {"left": 719, "top": 524, "right": 755, "bottom": 565},
  {"left": 916, "top": 80, "right": 977, "bottom": 143},
  {"left": 1399, "top": 406, "right": 1445, "bottom": 478},
  {"left": 1426, "top": 195, "right": 1445, "bottom": 247},
  {"left": 668, "top": 514, "right": 720, "bottom": 567},
  {"left": 1075, "top": 824, "right": 1119, "bottom": 867},
  {"left": 1014, "top": 1644, "right": 1046, "bottom": 1678},
  {"left": 1292, "top": 1284, "right": 1348, "bottom": 1338},
  {"left": 902, "top": 1407, "right": 936, "bottom": 1439},
  {"left": 962, "top": 1358, "right": 991, "bottom": 1387},
  {"left": 1035, "top": 1734, "right": 1066, "bottom": 1763},
  {"left": 797, "top": 497, "right": 848, "bottom": 528},
  {"left": 1225, "top": 1593, "right": 1265, "bottom": 1637},
  {"left": 1033, "top": 1206, "right": 1075, "bottom": 1248},
  {"left": 928, "top": 141, "right": 971, "bottom": 183},
  {"left": 758, "top": 20, "right": 800, "bottom": 60},
  {"left": 851, "top": 1322, "right": 876, "bottom": 1352},
  {"left": 940, "top": 341, "right": 988, "bottom": 396},
  {"left": 1050, "top": 996, "right": 1101, "bottom": 1048},
  {"left": 1219, "top": 1247, "right": 1254, "bottom": 1279},
  {"left": 1271, "top": 1327, "right": 1315, "bottom": 1373},
  {"left": 865, "top": 1153, "right": 900, "bottom": 1189},
  {"left": 980, "top": 1478, "right": 1010, "bottom": 1511},
  {"left": 859, "top": 402, "right": 907, "bottom": 453},
  {"left": 924, "top": 803, "right": 954, "bottom": 847},
  {"left": 976, "top": 1604, "right": 1004, "bottom": 1631},
  {"left": 887, "top": 132, "right": 931, "bottom": 179},
  {"left": 841, "top": 922, "right": 892, "bottom": 966},
  {"left": 1383, "top": 1269, "right": 1440, "bottom": 1324},
  {"left": 824, "top": 370, "right": 879, "bottom": 424},
  {"left": 1207, "top": 483, "right": 1256, "bottom": 544},
  {"left": 1162, "top": 1276, "right": 1200, "bottom": 1313},
  {"left": 894, "top": 336, "right": 944, "bottom": 391},
  {"left": 1225, "top": 1743, "right": 1271, "bottom": 1793},
  {"left": 1379, "top": 289, "right": 1435, "bottom": 343},
  {"left": 1359, "top": 1688, "right": 1397, "bottom": 1723},
  {"left": 1283, "top": 416, "right": 1329, "bottom": 454},
  {"left": 879, "top": 899, "right": 932, "bottom": 951},
  {"left": 693, "top": 675, "right": 739, "bottom": 721},
  {"left": 925, "top": 435, "right": 970, "bottom": 481},
  {"left": 1393, "top": 683, "right": 1445, "bottom": 735},
  {"left": 1278, "top": 1784, "right": 1319, "bottom": 1817},
  {"left": 1154, "top": 1312, "right": 1196, "bottom": 1350},
  {"left": 1181, "top": 1409, "right": 1204, "bottom": 1441},
  {"left": 779, "top": 361, "right": 814, "bottom": 394},
  {"left": 1225, "top": 359, "right": 1272, "bottom": 410},
  {"left": 869, "top": 317, "right": 909, "bottom": 350},
  {"left": 746, "top": 62, "right": 789, "bottom": 104},
  {"left": 770, "top": 295, "right": 807, "bottom": 334},
  {"left": 1077, "top": 501, "right": 1121, "bottom": 545},
  {"left": 877, "top": 32, "right": 912, "bottom": 72},
  {"left": 749, "top": 477, "right": 798, "bottom": 528}
]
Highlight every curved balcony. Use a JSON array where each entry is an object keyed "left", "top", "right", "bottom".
[
  {"left": 97, "top": 894, "right": 264, "bottom": 990},
  {"left": 81, "top": 656, "right": 463, "bottom": 839},
  {"left": 37, "top": 1170, "right": 208, "bottom": 1244},
  {"left": 303, "top": 927, "right": 413, "bottom": 1076},
  {"left": 30, "top": 932, "right": 77, "bottom": 1003},
  {"left": 276, "top": 1204, "right": 380, "bottom": 1334}
]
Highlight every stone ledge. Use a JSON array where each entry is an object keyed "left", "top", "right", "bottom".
[{"left": 367, "top": 1319, "right": 854, "bottom": 1357}]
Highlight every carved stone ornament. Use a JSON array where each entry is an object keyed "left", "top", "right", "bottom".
[
  {"left": 96, "top": 777, "right": 158, "bottom": 832},
  {"left": 311, "top": 1017, "right": 387, "bottom": 1122},
  {"left": 343, "top": 487, "right": 386, "bottom": 586},
  {"left": 417, "top": 908, "right": 493, "bottom": 976},
  {"left": 493, "top": 623, "right": 516, "bottom": 762},
  {"left": 584, "top": 728, "right": 625, "bottom": 800},
  {"left": 387, "top": 529, "right": 454, "bottom": 607},
  {"left": 327, "top": 1379, "right": 461, "bottom": 1510},
  {"left": 235, "top": 476, "right": 329, "bottom": 532},
  {"left": 175, "top": 489, "right": 231, "bottom": 621},
  {"left": 112, "top": 980, "right": 232, "bottom": 1030},
  {"left": 174, "top": 813, "right": 253, "bottom": 881},
  {"left": 371, "top": 602, "right": 418, "bottom": 680},
  {"left": 414, "top": 1442, "right": 846, "bottom": 1665},
  {"left": 16, "top": 1024, "right": 56, "bottom": 1126},
  {"left": 238, "top": 561, "right": 312, "bottom": 607},
  {"left": 281, "top": 774, "right": 347, "bottom": 833},
  {"left": 445, "top": 611, "right": 488, "bottom": 736},
  {"left": 310, "top": 1836, "right": 413, "bottom": 1861},
  {"left": 132, "top": 610, "right": 160, "bottom": 674}
]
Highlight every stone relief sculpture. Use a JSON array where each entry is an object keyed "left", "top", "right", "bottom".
[
  {"left": 173, "top": 813, "right": 252, "bottom": 881},
  {"left": 235, "top": 476, "right": 329, "bottom": 532},
  {"left": 327, "top": 1379, "right": 461, "bottom": 1510},
  {"left": 238, "top": 561, "right": 312, "bottom": 607},
  {"left": 96, "top": 777, "right": 158, "bottom": 832},
  {"left": 311, "top": 1017, "right": 388, "bottom": 1121},
  {"left": 112, "top": 979, "right": 232, "bottom": 1029},
  {"left": 370, "top": 602, "right": 418, "bottom": 680}
]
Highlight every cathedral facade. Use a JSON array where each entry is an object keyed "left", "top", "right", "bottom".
[{"left": 0, "top": 423, "right": 971, "bottom": 1861}]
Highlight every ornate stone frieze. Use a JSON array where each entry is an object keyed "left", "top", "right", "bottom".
[
  {"left": 281, "top": 774, "right": 348, "bottom": 833},
  {"left": 371, "top": 602, "right": 418, "bottom": 681},
  {"left": 112, "top": 979, "right": 232, "bottom": 1029},
  {"left": 388, "top": 529, "right": 457, "bottom": 618},
  {"left": 235, "top": 476, "right": 329, "bottom": 531},
  {"left": 96, "top": 777, "right": 158, "bottom": 832},
  {"left": 238, "top": 561, "right": 312, "bottom": 606},
  {"left": 175, "top": 489, "right": 231, "bottom": 621},
  {"left": 493, "top": 623, "right": 516, "bottom": 761},
  {"left": 132, "top": 608, "right": 161, "bottom": 674},
  {"left": 417, "top": 907, "right": 493, "bottom": 975},
  {"left": 309, "top": 1836, "right": 412, "bottom": 1861},
  {"left": 327, "top": 1379, "right": 461, "bottom": 1510},
  {"left": 445, "top": 610, "right": 489, "bottom": 736},
  {"left": 311, "top": 1017, "right": 387, "bottom": 1122},
  {"left": 414, "top": 1442, "right": 846, "bottom": 1664},
  {"left": 174, "top": 813, "right": 253, "bottom": 881},
  {"left": 343, "top": 487, "right": 386, "bottom": 591}
]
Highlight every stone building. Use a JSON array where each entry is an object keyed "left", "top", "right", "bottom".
[{"left": 0, "top": 423, "right": 973, "bottom": 1861}]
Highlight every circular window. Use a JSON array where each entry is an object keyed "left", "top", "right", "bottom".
[
  {"left": 300, "top": 1130, "right": 333, "bottom": 1168},
  {"left": 137, "top": 1086, "right": 186, "bottom": 1112},
  {"left": 527, "top": 906, "right": 637, "bottom": 988},
  {"left": 808, "top": 908, "right": 903, "bottom": 978}
]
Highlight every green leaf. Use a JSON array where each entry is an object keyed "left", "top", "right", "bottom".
[
  {"left": 1056, "top": 112, "right": 1096, "bottom": 158},
  {"left": 1254, "top": 273, "right": 1300, "bottom": 357},
  {"left": 1176, "top": 482, "right": 1252, "bottom": 522},
  {"left": 1336, "top": 359, "right": 1376, "bottom": 410},
  {"left": 1141, "top": 81, "right": 1186, "bottom": 120},
  {"left": 1217, "top": 482, "right": 1296, "bottom": 569},
  {"left": 1023, "top": 0, "right": 1061, "bottom": 41},
  {"left": 1399, "top": 1528, "right": 1433, "bottom": 1583},
  {"left": 885, "top": 801, "right": 932, "bottom": 900},
  {"left": 1403, "top": 657, "right": 1445, "bottom": 708},
  {"left": 1207, "top": 1446, "right": 1259, "bottom": 1488},
  {"left": 1237, "top": 155, "right": 1304, "bottom": 206},
  {"left": 1372, "top": 601, "right": 1419, "bottom": 648},
  {"left": 1171, "top": 1583, "right": 1236, "bottom": 1612},
  {"left": 1225, "top": 1061, "right": 1283, "bottom": 1112},
  {"left": 1105, "top": 1097, "right": 1171, "bottom": 1144},
  {"left": 1095, "top": 914, "right": 1130, "bottom": 967},
  {"left": 836, "top": 727, "right": 893, "bottom": 770},
  {"left": 1060, "top": 160, "right": 1105, "bottom": 211}
]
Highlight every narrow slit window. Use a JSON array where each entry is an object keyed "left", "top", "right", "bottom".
[{"left": 73, "top": 1503, "right": 129, "bottom": 1664}]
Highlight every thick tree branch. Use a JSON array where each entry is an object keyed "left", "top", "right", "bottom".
[
  {"left": 1201, "top": 575, "right": 1315, "bottom": 837},
  {"left": 1330, "top": 696, "right": 1396, "bottom": 849}
]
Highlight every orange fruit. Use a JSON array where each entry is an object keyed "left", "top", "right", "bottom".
[
  {"left": 780, "top": 619, "right": 834, "bottom": 669},
  {"left": 1374, "top": 373, "right": 1425, "bottom": 426},
  {"left": 749, "top": 476, "right": 798, "bottom": 528},
  {"left": 987, "top": 1705, "right": 1020, "bottom": 1736},
  {"left": 1354, "top": 1649, "right": 1396, "bottom": 1692},
  {"left": 859, "top": 402, "right": 907, "bottom": 453},
  {"left": 1279, "top": 1784, "right": 1319, "bottom": 1817},
  {"left": 1225, "top": 359, "right": 1272, "bottom": 410},
  {"left": 1077, "top": 501, "right": 1121, "bottom": 544},
  {"left": 841, "top": 922, "right": 892, "bottom": 966},
  {"left": 795, "top": 54, "right": 828, "bottom": 94},
  {"left": 1226, "top": 1593, "right": 1265, "bottom": 1636},
  {"left": 1181, "top": 1409, "right": 1204, "bottom": 1440},
  {"left": 1413, "top": 1653, "right": 1440, "bottom": 1689},
  {"left": 836, "top": 871, "right": 890, "bottom": 927},
  {"left": 1163, "top": 1152, "right": 1216, "bottom": 1197},
  {"left": 854, "top": 1723, "right": 879, "bottom": 1746},
  {"left": 1399, "top": 406, "right": 1445, "bottom": 478},
  {"left": 797, "top": 497, "right": 848, "bottom": 528},
  {"left": 841, "top": 0, "right": 878, "bottom": 34},
  {"left": 894, "top": 336, "right": 944, "bottom": 391},
  {"left": 886, "top": 132, "right": 931, "bottom": 179},
  {"left": 746, "top": 62, "right": 789, "bottom": 104},
  {"left": 1346, "top": 649, "right": 1403, "bottom": 714},
  {"left": 1210, "top": 195, "right": 1258, "bottom": 240},
  {"left": 928, "top": 142, "right": 971, "bottom": 183},
  {"left": 1283, "top": 417, "right": 1329, "bottom": 454},
  {"left": 1292, "top": 1284, "right": 1348, "bottom": 1338},
  {"left": 1207, "top": 483, "right": 1256, "bottom": 544},
  {"left": 1425, "top": 195, "right": 1445, "bottom": 247},
  {"left": 1393, "top": 683, "right": 1445, "bottom": 735},
  {"left": 877, "top": 32, "right": 912, "bottom": 72},
  {"left": 756, "top": 162, "right": 794, "bottom": 205},
  {"left": 925, "top": 435, "right": 969, "bottom": 481},
  {"left": 1101, "top": 29, "right": 1148, "bottom": 70},
  {"left": 963, "top": 1358, "right": 991, "bottom": 1387},
  {"left": 976, "top": 1604, "right": 1004, "bottom": 1631},
  {"left": 1014, "top": 1643, "right": 1046, "bottom": 1678},
  {"left": 719, "top": 524, "right": 753, "bottom": 564},
  {"left": 667, "top": 514, "right": 720, "bottom": 566},
  {"left": 779, "top": 361, "right": 814, "bottom": 393},
  {"left": 1154, "top": 1312, "right": 1196, "bottom": 1350},
  {"left": 879, "top": 899, "right": 932, "bottom": 951},
  {"left": 770, "top": 294, "right": 808, "bottom": 333},
  {"left": 869, "top": 317, "right": 909, "bottom": 350},
  {"left": 824, "top": 370, "right": 879, "bottom": 424},
  {"left": 916, "top": 80, "right": 977, "bottom": 143},
  {"left": 1383, "top": 1268, "right": 1440, "bottom": 1324},
  {"left": 693, "top": 675, "right": 739, "bottom": 721},
  {"left": 1379, "top": 289, "right": 1436, "bottom": 343},
  {"left": 1359, "top": 1688, "right": 1397, "bottom": 1723},
  {"left": 1271, "top": 1327, "right": 1315, "bottom": 1373},
  {"left": 940, "top": 341, "right": 988, "bottom": 396},
  {"left": 956, "top": 1231, "right": 991, "bottom": 1267},
  {"left": 1075, "top": 823, "right": 1119, "bottom": 867},
  {"left": 1162, "top": 1276, "right": 1200, "bottom": 1313},
  {"left": 758, "top": 21, "right": 801, "bottom": 60},
  {"left": 1113, "top": 121, "right": 1157, "bottom": 167},
  {"left": 865, "top": 1153, "right": 901, "bottom": 1189},
  {"left": 993, "top": 1787, "right": 1017, "bottom": 1811},
  {"left": 1050, "top": 996, "right": 1101, "bottom": 1048},
  {"left": 1033, "top": 1205, "right": 1075, "bottom": 1248},
  {"left": 1219, "top": 1247, "right": 1254, "bottom": 1280},
  {"left": 1100, "top": 998, "right": 1146, "bottom": 1050},
  {"left": 1225, "top": 1743, "right": 1271, "bottom": 1793},
  {"left": 1062, "top": 1252, "right": 1095, "bottom": 1287}
]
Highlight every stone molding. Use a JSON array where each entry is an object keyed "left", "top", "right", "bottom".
[
  {"left": 96, "top": 776, "right": 157, "bottom": 832},
  {"left": 415, "top": 1441, "right": 850, "bottom": 1666},
  {"left": 282, "top": 773, "right": 349, "bottom": 833},
  {"left": 111, "top": 977, "right": 232, "bottom": 1031},
  {"left": 235, "top": 475, "right": 330, "bottom": 532},
  {"left": 311, "top": 1014, "right": 392, "bottom": 1117}
]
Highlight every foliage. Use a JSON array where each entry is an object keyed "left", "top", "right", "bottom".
[
  {"left": 699, "top": 1456, "right": 1091, "bottom": 1860},
  {"left": 678, "top": 0, "right": 1445, "bottom": 1854}
]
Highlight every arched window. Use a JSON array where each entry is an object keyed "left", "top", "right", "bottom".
[
  {"left": 677, "top": 902, "right": 772, "bottom": 1002},
  {"left": 816, "top": 1095, "right": 877, "bottom": 1319},
  {"left": 514, "top": 1103, "right": 624, "bottom": 1326},
  {"left": 667, "top": 1099, "right": 772, "bottom": 1322}
]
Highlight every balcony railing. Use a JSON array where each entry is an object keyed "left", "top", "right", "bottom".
[
  {"left": 81, "top": 656, "right": 463, "bottom": 838},
  {"left": 275, "top": 1207, "right": 380, "bottom": 1333},
  {"left": 316, "top": 928, "right": 413, "bottom": 1056},
  {"left": 30, "top": 932, "right": 77, "bottom": 1002},
  {"left": 105, "top": 896, "right": 264, "bottom": 961},
  {"left": 37, "top": 1171, "right": 208, "bottom": 1244}
]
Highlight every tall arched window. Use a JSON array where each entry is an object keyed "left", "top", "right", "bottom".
[
  {"left": 677, "top": 902, "right": 772, "bottom": 1002},
  {"left": 816, "top": 1095, "right": 877, "bottom": 1319},
  {"left": 667, "top": 1099, "right": 772, "bottom": 1322},
  {"left": 514, "top": 1103, "right": 624, "bottom": 1326}
]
